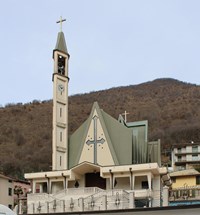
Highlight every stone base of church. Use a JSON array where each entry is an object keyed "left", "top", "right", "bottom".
[
  {"left": 27, "top": 187, "right": 163, "bottom": 214},
  {"left": 25, "top": 162, "right": 169, "bottom": 214},
  {"left": 25, "top": 204, "right": 200, "bottom": 215}
]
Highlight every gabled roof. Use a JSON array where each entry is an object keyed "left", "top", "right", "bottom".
[
  {"left": 69, "top": 102, "right": 119, "bottom": 168},
  {"left": 170, "top": 169, "right": 200, "bottom": 177},
  {"left": 71, "top": 161, "right": 101, "bottom": 175},
  {"left": 101, "top": 110, "right": 132, "bottom": 165},
  {"left": 68, "top": 102, "right": 133, "bottom": 168},
  {"left": 0, "top": 173, "right": 13, "bottom": 180},
  {"left": 91, "top": 102, "right": 119, "bottom": 165},
  {"left": 68, "top": 118, "right": 89, "bottom": 168}
]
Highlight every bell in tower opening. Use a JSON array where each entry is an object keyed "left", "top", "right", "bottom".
[{"left": 58, "top": 55, "right": 65, "bottom": 75}]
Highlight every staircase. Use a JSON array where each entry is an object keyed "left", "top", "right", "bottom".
[
  {"left": 27, "top": 187, "right": 105, "bottom": 213},
  {"left": 27, "top": 188, "right": 136, "bottom": 213}
]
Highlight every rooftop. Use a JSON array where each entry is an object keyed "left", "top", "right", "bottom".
[{"left": 170, "top": 169, "right": 200, "bottom": 177}]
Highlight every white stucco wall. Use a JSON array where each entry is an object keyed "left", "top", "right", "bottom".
[
  {"left": 79, "top": 110, "right": 114, "bottom": 166},
  {"left": 0, "top": 177, "right": 13, "bottom": 208},
  {"left": 114, "top": 177, "right": 130, "bottom": 190}
]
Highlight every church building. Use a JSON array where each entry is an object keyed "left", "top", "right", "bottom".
[{"left": 25, "top": 21, "right": 169, "bottom": 213}]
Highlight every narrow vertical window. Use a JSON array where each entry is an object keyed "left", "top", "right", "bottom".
[
  {"left": 60, "top": 108, "right": 62, "bottom": 117},
  {"left": 60, "top": 156, "right": 62, "bottom": 166},
  {"left": 8, "top": 188, "right": 12, "bottom": 196},
  {"left": 58, "top": 55, "right": 65, "bottom": 75},
  {"left": 60, "top": 132, "right": 62, "bottom": 142},
  {"left": 192, "top": 146, "right": 198, "bottom": 153}
]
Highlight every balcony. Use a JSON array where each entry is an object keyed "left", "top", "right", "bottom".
[
  {"left": 175, "top": 150, "right": 200, "bottom": 155},
  {"left": 175, "top": 157, "right": 200, "bottom": 165},
  {"left": 175, "top": 149, "right": 186, "bottom": 155},
  {"left": 174, "top": 146, "right": 200, "bottom": 155}
]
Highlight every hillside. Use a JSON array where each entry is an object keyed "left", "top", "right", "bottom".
[{"left": 0, "top": 78, "right": 200, "bottom": 178}]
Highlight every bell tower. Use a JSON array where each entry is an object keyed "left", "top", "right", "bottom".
[{"left": 52, "top": 17, "right": 70, "bottom": 170}]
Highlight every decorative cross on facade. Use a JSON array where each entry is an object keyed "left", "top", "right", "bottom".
[
  {"left": 86, "top": 115, "right": 105, "bottom": 164},
  {"left": 122, "top": 110, "right": 129, "bottom": 123},
  {"left": 56, "top": 16, "right": 66, "bottom": 32}
]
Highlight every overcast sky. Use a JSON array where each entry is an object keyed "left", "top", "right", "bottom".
[{"left": 0, "top": 0, "right": 200, "bottom": 106}]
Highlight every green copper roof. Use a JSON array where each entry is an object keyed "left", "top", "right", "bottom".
[
  {"left": 54, "top": 31, "right": 69, "bottom": 55},
  {"left": 101, "top": 110, "right": 133, "bottom": 165},
  {"left": 69, "top": 102, "right": 133, "bottom": 167},
  {"left": 68, "top": 102, "right": 161, "bottom": 168},
  {"left": 148, "top": 140, "right": 161, "bottom": 166},
  {"left": 68, "top": 102, "right": 119, "bottom": 168},
  {"left": 68, "top": 119, "right": 89, "bottom": 169}
]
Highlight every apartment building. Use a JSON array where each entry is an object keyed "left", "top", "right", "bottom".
[{"left": 171, "top": 142, "right": 200, "bottom": 171}]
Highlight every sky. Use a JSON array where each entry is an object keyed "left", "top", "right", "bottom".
[{"left": 0, "top": 0, "right": 200, "bottom": 106}]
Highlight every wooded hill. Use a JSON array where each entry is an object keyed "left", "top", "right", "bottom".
[{"left": 0, "top": 78, "right": 200, "bottom": 179}]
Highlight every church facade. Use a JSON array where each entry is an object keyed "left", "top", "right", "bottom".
[{"left": 25, "top": 27, "right": 169, "bottom": 213}]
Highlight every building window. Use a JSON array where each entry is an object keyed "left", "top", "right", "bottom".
[
  {"left": 177, "top": 166, "right": 185, "bottom": 171},
  {"left": 60, "top": 132, "right": 62, "bottom": 142},
  {"left": 177, "top": 148, "right": 181, "bottom": 153},
  {"left": 60, "top": 108, "right": 62, "bottom": 117},
  {"left": 58, "top": 55, "right": 65, "bottom": 75},
  {"left": 141, "top": 181, "right": 149, "bottom": 189},
  {"left": 171, "top": 178, "right": 176, "bottom": 183},
  {"left": 8, "top": 188, "right": 12, "bottom": 196},
  {"left": 192, "top": 146, "right": 198, "bottom": 153},
  {"left": 196, "top": 176, "right": 200, "bottom": 185},
  {"left": 192, "top": 155, "right": 198, "bottom": 161},
  {"left": 177, "top": 156, "right": 182, "bottom": 162},
  {"left": 60, "top": 156, "right": 62, "bottom": 166}
]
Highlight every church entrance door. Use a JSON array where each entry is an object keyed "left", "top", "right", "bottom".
[{"left": 85, "top": 172, "right": 106, "bottom": 189}]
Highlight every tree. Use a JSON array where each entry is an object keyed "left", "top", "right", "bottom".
[
  {"left": 14, "top": 185, "right": 23, "bottom": 199},
  {"left": 14, "top": 185, "right": 23, "bottom": 214}
]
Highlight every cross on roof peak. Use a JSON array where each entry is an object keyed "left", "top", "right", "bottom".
[
  {"left": 56, "top": 16, "right": 66, "bottom": 32},
  {"left": 122, "top": 110, "right": 129, "bottom": 123}
]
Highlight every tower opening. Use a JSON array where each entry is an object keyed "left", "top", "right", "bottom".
[{"left": 58, "top": 55, "right": 65, "bottom": 75}]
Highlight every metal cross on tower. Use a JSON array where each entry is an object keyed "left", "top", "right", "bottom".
[
  {"left": 86, "top": 115, "right": 105, "bottom": 164},
  {"left": 56, "top": 16, "right": 66, "bottom": 32}
]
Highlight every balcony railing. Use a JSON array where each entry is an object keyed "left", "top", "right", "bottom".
[
  {"left": 175, "top": 157, "right": 200, "bottom": 163},
  {"left": 27, "top": 188, "right": 156, "bottom": 214},
  {"left": 174, "top": 146, "right": 200, "bottom": 155},
  {"left": 134, "top": 189, "right": 153, "bottom": 198}
]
